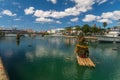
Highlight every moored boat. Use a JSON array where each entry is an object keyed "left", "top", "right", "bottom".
[{"left": 97, "top": 28, "right": 120, "bottom": 43}]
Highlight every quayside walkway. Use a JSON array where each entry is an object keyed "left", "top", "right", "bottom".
[{"left": 0, "top": 58, "right": 9, "bottom": 80}]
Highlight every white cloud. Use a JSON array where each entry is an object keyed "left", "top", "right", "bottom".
[
  {"left": 100, "top": 11, "right": 120, "bottom": 20},
  {"left": 0, "top": 16, "right": 2, "bottom": 18},
  {"left": 34, "top": 10, "right": 51, "bottom": 18},
  {"left": 25, "top": 0, "right": 109, "bottom": 23},
  {"left": 112, "top": 11, "right": 120, "bottom": 20},
  {"left": 50, "top": 11, "right": 68, "bottom": 18},
  {"left": 56, "top": 21, "right": 62, "bottom": 24},
  {"left": 83, "top": 14, "right": 100, "bottom": 22},
  {"left": 33, "top": 0, "right": 95, "bottom": 19},
  {"left": 70, "top": 17, "right": 79, "bottom": 22},
  {"left": 101, "top": 12, "right": 113, "bottom": 19},
  {"left": 35, "top": 17, "right": 54, "bottom": 23},
  {"left": 24, "top": 7, "right": 35, "bottom": 15},
  {"left": 14, "top": 18, "right": 21, "bottom": 21},
  {"left": 2, "top": 10, "right": 16, "bottom": 16},
  {"left": 64, "top": 7, "right": 80, "bottom": 16},
  {"left": 47, "top": 0, "right": 57, "bottom": 4},
  {"left": 97, "top": 19, "right": 112, "bottom": 23},
  {"left": 83, "top": 10, "right": 120, "bottom": 24},
  {"left": 96, "top": 0, "right": 108, "bottom": 5},
  {"left": 101, "top": 11, "right": 120, "bottom": 20}
]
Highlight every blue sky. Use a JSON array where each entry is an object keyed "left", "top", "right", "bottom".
[{"left": 0, "top": 0, "right": 120, "bottom": 31}]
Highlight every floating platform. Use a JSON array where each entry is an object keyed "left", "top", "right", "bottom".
[
  {"left": 77, "top": 56, "right": 95, "bottom": 67},
  {"left": 0, "top": 58, "right": 9, "bottom": 80}
]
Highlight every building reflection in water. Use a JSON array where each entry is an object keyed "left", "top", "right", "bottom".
[
  {"left": 64, "top": 38, "right": 77, "bottom": 45},
  {"left": 16, "top": 39, "right": 20, "bottom": 46},
  {"left": 16, "top": 34, "right": 21, "bottom": 46}
]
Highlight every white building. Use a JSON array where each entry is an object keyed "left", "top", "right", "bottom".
[{"left": 47, "top": 28, "right": 65, "bottom": 34}]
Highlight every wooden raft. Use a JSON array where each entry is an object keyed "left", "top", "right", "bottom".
[{"left": 77, "top": 56, "right": 95, "bottom": 67}]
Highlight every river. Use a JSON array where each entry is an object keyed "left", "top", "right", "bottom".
[{"left": 0, "top": 36, "right": 120, "bottom": 80}]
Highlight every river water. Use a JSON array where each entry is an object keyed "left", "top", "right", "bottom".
[{"left": 0, "top": 36, "right": 120, "bottom": 80}]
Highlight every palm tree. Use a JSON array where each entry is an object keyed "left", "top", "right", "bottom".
[{"left": 103, "top": 22, "right": 107, "bottom": 33}]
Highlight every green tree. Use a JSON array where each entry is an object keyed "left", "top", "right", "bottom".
[
  {"left": 65, "top": 26, "right": 72, "bottom": 35},
  {"left": 0, "top": 31, "right": 2, "bottom": 36},
  {"left": 74, "top": 25, "right": 81, "bottom": 30},
  {"left": 103, "top": 22, "right": 107, "bottom": 29},
  {"left": 103, "top": 22, "right": 107, "bottom": 34},
  {"left": 0, "top": 31, "right": 5, "bottom": 37},
  {"left": 81, "top": 24, "right": 90, "bottom": 35},
  {"left": 74, "top": 25, "right": 81, "bottom": 35},
  {"left": 90, "top": 26, "right": 100, "bottom": 35}
]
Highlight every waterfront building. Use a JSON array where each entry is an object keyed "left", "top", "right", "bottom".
[{"left": 47, "top": 28, "right": 65, "bottom": 34}]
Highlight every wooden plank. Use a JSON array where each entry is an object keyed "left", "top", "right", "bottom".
[
  {"left": 80, "top": 58, "right": 85, "bottom": 66},
  {"left": 83, "top": 58, "right": 87, "bottom": 66},
  {"left": 88, "top": 58, "right": 95, "bottom": 67},
  {"left": 77, "top": 56, "right": 83, "bottom": 66},
  {"left": 85, "top": 58, "right": 91, "bottom": 66},
  {"left": 84, "top": 58, "right": 90, "bottom": 66},
  {"left": 78, "top": 56, "right": 84, "bottom": 66},
  {"left": 77, "top": 56, "right": 95, "bottom": 67}
]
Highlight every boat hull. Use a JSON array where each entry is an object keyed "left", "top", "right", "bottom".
[{"left": 97, "top": 36, "right": 120, "bottom": 43}]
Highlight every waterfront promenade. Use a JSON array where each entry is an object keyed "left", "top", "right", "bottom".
[{"left": 0, "top": 58, "right": 9, "bottom": 80}]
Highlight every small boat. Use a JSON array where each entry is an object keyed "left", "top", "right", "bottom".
[{"left": 97, "top": 28, "right": 120, "bottom": 43}]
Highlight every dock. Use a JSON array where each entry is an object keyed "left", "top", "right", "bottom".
[
  {"left": 77, "top": 56, "right": 95, "bottom": 67},
  {"left": 0, "top": 58, "right": 9, "bottom": 80},
  {"left": 84, "top": 36, "right": 98, "bottom": 42},
  {"left": 84, "top": 36, "right": 97, "bottom": 40},
  {"left": 64, "top": 35, "right": 77, "bottom": 38}
]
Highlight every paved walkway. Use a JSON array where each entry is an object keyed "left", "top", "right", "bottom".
[{"left": 0, "top": 58, "right": 9, "bottom": 80}]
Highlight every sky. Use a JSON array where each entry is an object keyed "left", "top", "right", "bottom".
[{"left": 0, "top": 0, "right": 120, "bottom": 31}]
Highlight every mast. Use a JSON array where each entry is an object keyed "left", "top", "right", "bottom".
[{"left": 117, "top": 19, "right": 120, "bottom": 31}]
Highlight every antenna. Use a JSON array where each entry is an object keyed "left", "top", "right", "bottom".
[
  {"left": 117, "top": 19, "right": 120, "bottom": 32},
  {"left": 117, "top": 19, "right": 120, "bottom": 27}
]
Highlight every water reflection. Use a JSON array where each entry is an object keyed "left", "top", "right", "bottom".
[
  {"left": 89, "top": 43, "right": 120, "bottom": 59},
  {"left": 0, "top": 37, "right": 120, "bottom": 80},
  {"left": 44, "top": 37, "right": 77, "bottom": 46},
  {"left": 25, "top": 52, "right": 34, "bottom": 62},
  {"left": 25, "top": 45, "right": 74, "bottom": 62},
  {"left": 16, "top": 39, "right": 20, "bottom": 46},
  {"left": 24, "top": 37, "right": 77, "bottom": 62},
  {"left": 64, "top": 38, "right": 77, "bottom": 45},
  {"left": 4, "top": 50, "right": 13, "bottom": 58}
]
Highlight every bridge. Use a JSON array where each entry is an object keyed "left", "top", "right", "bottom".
[{"left": 0, "top": 30, "right": 46, "bottom": 36}]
